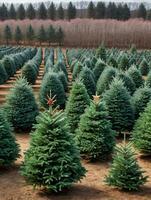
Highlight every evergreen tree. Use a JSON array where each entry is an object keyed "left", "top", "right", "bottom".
[
  {"left": 4, "top": 25, "right": 12, "bottom": 45},
  {"left": 57, "top": 3, "right": 64, "bottom": 19},
  {"left": 22, "top": 62, "right": 37, "bottom": 85},
  {"left": 139, "top": 58, "right": 149, "bottom": 76},
  {"left": 96, "top": 43, "right": 106, "bottom": 61},
  {"left": 2, "top": 56, "right": 15, "bottom": 78},
  {"left": 103, "top": 78, "right": 134, "bottom": 133},
  {"left": 72, "top": 61, "right": 83, "bottom": 80},
  {"left": 146, "top": 70, "right": 151, "bottom": 87},
  {"left": 58, "top": 70, "right": 68, "bottom": 92},
  {"left": 87, "top": 1, "right": 95, "bottom": 18},
  {"left": 93, "top": 59, "right": 106, "bottom": 82},
  {"left": 38, "top": 3, "right": 47, "bottom": 19},
  {"left": 118, "top": 54, "right": 129, "bottom": 71},
  {"left": 5, "top": 78, "right": 39, "bottom": 132},
  {"left": 26, "top": 25, "right": 35, "bottom": 42},
  {"left": 97, "top": 67, "right": 117, "bottom": 95},
  {"left": 39, "top": 72, "right": 66, "bottom": 109},
  {"left": 37, "top": 25, "right": 46, "bottom": 44},
  {"left": 14, "top": 26, "right": 23, "bottom": 44},
  {"left": 0, "top": 109, "right": 19, "bottom": 167},
  {"left": 0, "top": 3, "right": 8, "bottom": 20},
  {"left": 76, "top": 96, "right": 115, "bottom": 161},
  {"left": 67, "top": 2, "right": 76, "bottom": 20},
  {"left": 0, "top": 61, "right": 8, "bottom": 84},
  {"left": 26, "top": 3, "right": 36, "bottom": 19},
  {"left": 21, "top": 103, "right": 86, "bottom": 192},
  {"left": 146, "top": 10, "right": 151, "bottom": 20},
  {"left": 131, "top": 86, "right": 151, "bottom": 119},
  {"left": 55, "top": 27, "right": 64, "bottom": 46},
  {"left": 105, "top": 2, "right": 117, "bottom": 19},
  {"left": 9, "top": 4, "right": 16, "bottom": 19},
  {"left": 65, "top": 80, "right": 90, "bottom": 134},
  {"left": 95, "top": 2, "right": 106, "bottom": 19},
  {"left": 47, "top": 25, "right": 55, "bottom": 45},
  {"left": 137, "top": 3, "right": 147, "bottom": 19},
  {"left": 17, "top": 4, "right": 26, "bottom": 20},
  {"left": 105, "top": 142, "right": 147, "bottom": 191},
  {"left": 123, "top": 4, "right": 131, "bottom": 20},
  {"left": 127, "top": 65, "right": 144, "bottom": 88},
  {"left": 48, "top": 2, "right": 56, "bottom": 20}
]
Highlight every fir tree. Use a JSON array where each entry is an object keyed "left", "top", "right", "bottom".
[
  {"left": 37, "top": 25, "right": 46, "bottom": 44},
  {"left": 9, "top": 4, "right": 16, "bottom": 19},
  {"left": 87, "top": 1, "right": 95, "bottom": 18},
  {"left": 56, "top": 27, "right": 64, "bottom": 46},
  {"left": 118, "top": 54, "right": 129, "bottom": 71},
  {"left": 65, "top": 80, "right": 90, "bottom": 134},
  {"left": 95, "top": 2, "right": 106, "bottom": 19},
  {"left": 123, "top": 4, "right": 131, "bottom": 20},
  {"left": 0, "top": 3, "right": 8, "bottom": 20},
  {"left": 93, "top": 59, "right": 106, "bottom": 82},
  {"left": 67, "top": 2, "right": 76, "bottom": 20},
  {"left": 146, "top": 71, "right": 151, "bottom": 87},
  {"left": 0, "top": 61, "right": 8, "bottom": 84},
  {"left": 72, "top": 61, "right": 83, "bottom": 80},
  {"left": 57, "top": 3, "right": 64, "bottom": 19},
  {"left": 58, "top": 70, "right": 68, "bottom": 92},
  {"left": 14, "top": 26, "right": 23, "bottom": 44},
  {"left": 105, "top": 142, "right": 147, "bottom": 191},
  {"left": 96, "top": 43, "right": 106, "bottom": 61},
  {"left": 26, "top": 3, "right": 36, "bottom": 19},
  {"left": 0, "top": 109, "right": 20, "bottom": 167},
  {"left": 103, "top": 78, "right": 134, "bottom": 133},
  {"left": 21, "top": 101, "right": 86, "bottom": 192},
  {"left": 76, "top": 96, "right": 115, "bottom": 161},
  {"left": 17, "top": 4, "right": 26, "bottom": 20},
  {"left": 2, "top": 56, "right": 15, "bottom": 78},
  {"left": 4, "top": 25, "right": 12, "bottom": 45},
  {"left": 26, "top": 25, "right": 35, "bottom": 42},
  {"left": 47, "top": 25, "right": 55, "bottom": 45},
  {"left": 106, "top": 2, "right": 117, "bottom": 19},
  {"left": 47, "top": 2, "right": 56, "bottom": 20},
  {"left": 38, "top": 3, "right": 47, "bottom": 19},
  {"left": 137, "top": 3, "right": 147, "bottom": 19},
  {"left": 139, "top": 58, "right": 149, "bottom": 76},
  {"left": 5, "top": 78, "right": 39, "bottom": 132},
  {"left": 22, "top": 62, "right": 37, "bottom": 85}
]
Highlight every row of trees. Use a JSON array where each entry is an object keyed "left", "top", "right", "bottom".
[
  {"left": 0, "top": 2, "right": 151, "bottom": 21},
  {"left": 4, "top": 25, "right": 64, "bottom": 45}
]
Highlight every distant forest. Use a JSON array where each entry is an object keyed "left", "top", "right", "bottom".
[{"left": 0, "top": 1, "right": 150, "bottom": 21}]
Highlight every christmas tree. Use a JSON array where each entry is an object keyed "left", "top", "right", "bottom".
[
  {"left": 76, "top": 95, "right": 115, "bottom": 161},
  {"left": 21, "top": 96, "right": 86, "bottom": 192},
  {"left": 0, "top": 109, "right": 19, "bottom": 167},
  {"left": 105, "top": 142, "right": 147, "bottom": 191},
  {"left": 5, "top": 78, "right": 39, "bottom": 132},
  {"left": 65, "top": 80, "right": 90, "bottom": 134},
  {"left": 139, "top": 58, "right": 149, "bottom": 76},
  {"left": 93, "top": 59, "right": 106, "bottom": 82}
]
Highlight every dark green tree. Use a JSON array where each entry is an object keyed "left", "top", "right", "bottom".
[
  {"left": 22, "top": 62, "right": 37, "bottom": 85},
  {"left": 57, "top": 3, "right": 64, "bottom": 19},
  {"left": 67, "top": 2, "right": 76, "bottom": 20},
  {"left": 0, "top": 3, "right": 8, "bottom": 20},
  {"left": 137, "top": 3, "right": 147, "bottom": 19},
  {"left": 95, "top": 2, "right": 106, "bottom": 19},
  {"left": 37, "top": 25, "right": 46, "bottom": 44},
  {"left": 103, "top": 78, "right": 134, "bottom": 133},
  {"left": 105, "top": 142, "right": 147, "bottom": 191},
  {"left": 38, "top": 3, "right": 47, "bottom": 19},
  {"left": 21, "top": 105, "right": 86, "bottom": 192},
  {"left": 146, "top": 10, "right": 151, "bottom": 20},
  {"left": 26, "top": 3, "right": 36, "bottom": 19},
  {"left": 139, "top": 58, "right": 149, "bottom": 76},
  {"left": 123, "top": 4, "right": 131, "bottom": 20},
  {"left": 17, "top": 4, "right": 26, "bottom": 20},
  {"left": 105, "top": 2, "right": 117, "bottom": 19},
  {"left": 118, "top": 54, "right": 129, "bottom": 71},
  {"left": 0, "top": 61, "right": 8, "bottom": 84},
  {"left": 93, "top": 59, "right": 106, "bottom": 82},
  {"left": 65, "top": 80, "right": 90, "bottom": 134},
  {"left": 47, "top": 25, "right": 55, "bottom": 45},
  {"left": 72, "top": 61, "right": 83, "bottom": 80},
  {"left": 2, "top": 56, "right": 15, "bottom": 78},
  {"left": 9, "top": 4, "right": 16, "bottom": 19},
  {"left": 5, "top": 78, "right": 39, "bottom": 132},
  {"left": 47, "top": 2, "right": 56, "bottom": 20},
  {"left": 76, "top": 97, "right": 115, "bottom": 161},
  {"left": 4, "top": 25, "right": 12, "bottom": 45},
  {"left": 26, "top": 25, "right": 35, "bottom": 43},
  {"left": 146, "top": 71, "right": 151, "bottom": 87},
  {"left": 96, "top": 43, "right": 106, "bottom": 61},
  {"left": 14, "top": 26, "right": 23, "bottom": 44},
  {"left": 0, "top": 109, "right": 20, "bottom": 167},
  {"left": 87, "top": 1, "right": 95, "bottom": 18},
  {"left": 58, "top": 70, "right": 68, "bottom": 92},
  {"left": 55, "top": 27, "right": 64, "bottom": 46}
]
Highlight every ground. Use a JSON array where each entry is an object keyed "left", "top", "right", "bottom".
[{"left": 0, "top": 134, "right": 151, "bottom": 200}]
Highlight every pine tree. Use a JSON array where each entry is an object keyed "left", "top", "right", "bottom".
[
  {"left": 47, "top": 2, "right": 56, "bottom": 20},
  {"left": 65, "top": 80, "right": 90, "bottom": 134},
  {"left": 76, "top": 96, "right": 115, "bottom": 161},
  {"left": 5, "top": 78, "right": 39, "bottom": 132},
  {"left": 146, "top": 10, "right": 151, "bottom": 20},
  {"left": 14, "top": 26, "right": 23, "bottom": 44},
  {"left": 47, "top": 25, "right": 55, "bottom": 45},
  {"left": 96, "top": 43, "right": 106, "bottom": 61},
  {"left": 103, "top": 78, "right": 134, "bottom": 133},
  {"left": 118, "top": 54, "right": 129, "bottom": 71},
  {"left": 57, "top": 3, "right": 64, "bottom": 19},
  {"left": 72, "top": 61, "right": 83, "bottom": 80},
  {"left": 2, "top": 56, "right": 15, "bottom": 78},
  {"left": 55, "top": 27, "right": 64, "bottom": 46},
  {"left": 4, "top": 25, "right": 12, "bottom": 45},
  {"left": 105, "top": 142, "right": 147, "bottom": 191},
  {"left": 87, "top": 1, "right": 95, "bottom": 18},
  {"left": 22, "top": 62, "right": 37, "bottom": 85},
  {"left": 58, "top": 70, "right": 68, "bottom": 92},
  {"left": 146, "top": 71, "right": 151, "bottom": 87},
  {"left": 9, "top": 4, "right": 16, "bottom": 19},
  {"left": 97, "top": 67, "right": 117, "bottom": 95},
  {"left": 131, "top": 86, "right": 151, "bottom": 119},
  {"left": 37, "top": 25, "right": 46, "bottom": 44},
  {"left": 0, "top": 3, "right": 8, "bottom": 21},
  {"left": 38, "top": 3, "right": 47, "bottom": 19},
  {"left": 17, "top": 4, "right": 26, "bottom": 20},
  {"left": 105, "top": 2, "right": 117, "bottom": 19},
  {"left": 26, "top": 3, "right": 36, "bottom": 19},
  {"left": 26, "top": 25, "right": 35, "bottom": 43},
  {"left": 67, "top": 2, "right": 76, "bottom": 21},
  {"left": 95, "top": 2, "right": 106, "bottom": 19},
  {"left": 0, "top": 61, "right": 8, "bottom": 84},
  {"left": 0, "top": 109, "right": 20, "bottom": 167},
  {"left": 139, "top": 58, "right": 149, "bottom": 76},
  {"left": 93, "top": 59, "right": 106, "bottom": 82},
  {"left": 39, "top": 72, "right": 66, "bottom": 109},
  {"left": 137, "top": 3, "right": 147, "bottom": 19},
  {"left": 127, "top": 65, "right": 144, "bottom": 88},
  {"left": 21, "top": 102, "right": 86, "bottom": 192},
  {"left": 123, "top": 4, "right": 131, "bottom": 20}
]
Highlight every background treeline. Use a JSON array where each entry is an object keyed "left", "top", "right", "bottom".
[{"left": 0, "top": 2, "right": 151, "bottom": 21}]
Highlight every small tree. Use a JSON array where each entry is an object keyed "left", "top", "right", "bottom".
[
  {"left": 47, "top": 25, "right": 55, "bottom": 45},
  {"left": 0, "top": 109, "right": 20, "bottom": 167},
  {"left": 37, "top": 25, "right": 46, "bottom": 45},
  {"left": 22, "top": 62, "right": 37, "bottom": 85},
  {"left": 26, "top": 3, "right": 36, "bottom": 19},
  {"left": 2, "top": 56, "right": 15, "bottom": 78},
  {"left": 58, "top": 70, "right": 68, "bottom": 92},
  {"left": 56, "top": 27, "right": 64, "bottom": 46},
  {"left": 65, "top": 80, "right": 90, "bottom": 134},
  {"left": 105, "top": 142, "right": 147, "bottom": 191},
  {"left": 139, "top": 58, "right": 149, "bottom": 76},
  {"left": 21, "top": 100, "right": 86, "bottom": 192},
  {"left": 14, "top": 26, "right": 23, "bottom": 44},
  {"left": 26, "top": 25, "right": 35, "bottom": 44},
  {"left": 146, "top": 71, "right": 151, "bottom": 87},
  {"left": 4, "top": 25, "right": 12, "bottom": 45},
  {"left": 118, "top": 54, "right": 129, "bottom": 71},
  {"left": 96, "top": 43, "right": 106, "bottom": 61},
  {"left": 103, "top": 78, "right": 134, "bottom": 133},
  {"left": 93, "top": 59, "right": 106, "bottom": 82},
  {"left": 5, "top": 78, "right": 39, "bottom": 132},
  {"left": 76, "top": 96, "right": 115, "bottom": 161},
  {"left": 0, "top": 61, "right": 8, "bottom": 84},
  {"left": 17, "top": 4, "right": 25, "bottom": 20}
]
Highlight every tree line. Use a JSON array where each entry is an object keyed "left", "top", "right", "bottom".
[
  {"left": 3, "top": 25, "right": 64, "bottom": 46},
  {"left": 0, "top": 2, "right": 151, "bottom": 21}
]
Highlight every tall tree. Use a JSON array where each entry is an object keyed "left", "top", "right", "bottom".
[
  {"left": 123, "top": 4, "right": 131, "bottom": 20},
  {"left": 87, "top": 1, "right": 95, "bottom": 18},
  {"left": 37, "top": 25, "right": 46, "bottom": 44},
  {"left": 47, "top": 2, "right": 56, "bottom": 20},
  {"left": 95, "top": 2, "right": 106, "bottom": 19},
  {"left": 106, "top": 2, "right": 117, "bottom": 19},
  {"left": 14, "top": 26, "right": 23, "bottom": 44},
  {"left": 26, "top": 3, "right": 36, "bottom": 19},
  {"left": 67, "top": 2, "right": 76, "bottom": 21},
  {"left": 47, "top": 25, "right": 55, "bottom": 45},
  {"left": 137, "top": 3, "right": 147, "bottom": 19},
  {"left": 38, "top": 3, "right": 47, "bottom": 19},
  {"left": 57, "top": 3, "right": 64, "bottom": 19},
  {"left": 9, "top": 4, "right": 16, "bottom": 19},
  {"left": 55, "top": 27, "right": 64, "bottom": 46},
  {"left": 4, "top": 25, "right": 12, "bottom": 45},
  {"left": 17, "top": 4, "right": 26, "bottom": 20},
  {"left": 26, "top": 25, "right": 35, "bottom": 43},
  {"left": 0, "top": 3, "right": 8, "bottom": 20}
]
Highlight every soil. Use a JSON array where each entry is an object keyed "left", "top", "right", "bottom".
[{"left": 0, "top": 134, "right": 151, "bottom": 200}]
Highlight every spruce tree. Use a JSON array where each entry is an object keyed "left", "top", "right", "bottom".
[
  {"left": 95, "top": 2, "right": 106, "bottom": 19},
  {"left": 55, "top": 27, "right": 64, "bottom": 46},
  {"left": 17, "top": 4, "right": 26, "bottom": 20},
  {"left": 4, "top": 25, "right": 12, "bottom": 45},
  {"left": 93, "top": 59, "right": 106, "bottom": 82},
  {"left": 139, "top": 58, "right": 149, "bottom": 76},
  {"left": 0, "top": 61, "right": 8, "bottom": 84},
  {"left": 0, "top": 109, "right": 20, "bottom": 167},
  {"left": 26, "top": 25, "right": 35, "bottom": 43},
  {"left": 105, "top": 142, "right": 147, "bottom": 191},
  {"left": 96, "top": 44, "right": 106, "bottom": 61},
  {"left": 76, "top": 96, "right": 115, "bottom": 161},
  {"left": 58, "top": 70, "right": 68, "bottom": 92},
  {"left": 118, "top": 54, "right": 129, "bottom": 71},
  {"left": 57, "top": 3, "right": 64, "bottom": 19},
  {"left": 72, "top": 61, "right": 83, "bottom": 80},
  {"left": 137, "top": 3, "right": 147, "bottom": 19},
  {"left": 47, "top": 2, "right": 56, "bottom": 20},
  {"left": 65, "top": 80, "right": 90, "bottom": 134},
  {"left": 67, "top": 2, "right": 76, "bottom": 20},
  {"left": 21, "top": 101, "right": 86, "bottom": 192},
  {"left": 146, "top": 71, "right": 151, "bottom": 87},
  {"left": 2, "top": 56, "right": 15, "bottom": 78},
  {"left": 26, "top": 3, "right": 36, "bottom": 19},
  {"left": 103, "top": 78, "right": 134, "bottom": 133},
  {"left": 22, "top": 62, "right": 37, "bottom": 85},
  {"left": 38, "top": 3, "right": 47, "bottom": 19},
  {"left": 14, "top": 26, "right": 23, "bottom": 44},
  {"left": 123, "top": 4, "right": 131, "bottom": 20},
  {"left": 9, "top": 4, "right": 16, "bottom": 19},
  {"left": 47, "top": 25, "right": 55, "bottom": 45},
  {"left": 37, "top": 25, "right": 46, "bottom": 44},
  {"left": 0, "top": 3, "right": 8, "bottom": 21},
  {"left": 5, "top": 78, "right": 39, "bottom": 132},
  {"left": 87, "top": 1, "right": 95, "bottom": 18}
]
